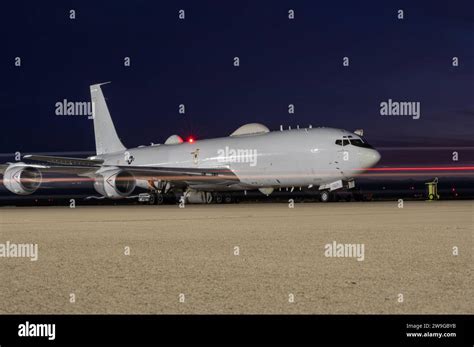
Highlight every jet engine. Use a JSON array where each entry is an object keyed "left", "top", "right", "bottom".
[
  {"left": 3, "top": 163, "right": 42, "bottom": 195},
  {"left": 93, "top": 169, "right": 136, "bottom": 199}
]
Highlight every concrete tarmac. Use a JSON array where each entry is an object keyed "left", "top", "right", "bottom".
[{"left": 0, "top": 201, "right": 472, "bottom": 314}]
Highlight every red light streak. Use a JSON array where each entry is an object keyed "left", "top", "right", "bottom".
[{"left": 363, "top": 166, "right": 474, "bottom": 172}]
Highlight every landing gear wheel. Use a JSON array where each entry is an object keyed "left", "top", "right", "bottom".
[
  {"left": 148, "top": 194, "right": 156, "bottom": 205},
  {"left": 156, "top": 193, "right": 164, "bottom": 205},
  {"left": 320, "top": 190, "right": 330, "bottom": 203},
  {"left": 224, "top": 194, "right": 233, "bottom": 203},
  {"left": 215, "top": 193, "right": 223, "bottom": 204}
]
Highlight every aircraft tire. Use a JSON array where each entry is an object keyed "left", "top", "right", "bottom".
[
  {"left": 148, "top": 194, "right": 156, "bottom": 205},
  {"left": 156, "top": 193, "right": 164, "bottom": 205},
  {"left": 214, "top": 193, "right": 223, "bottom": 204},
  {"left": 320, "top": 190, "right": 330, "bottom": 203}
]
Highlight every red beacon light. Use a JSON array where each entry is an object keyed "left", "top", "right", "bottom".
[{"left": 187, "top": 137, "right": 195, "bottom": 143}]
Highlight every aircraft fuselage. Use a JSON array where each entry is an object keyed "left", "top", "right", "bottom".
[{"left": 94, "top": 127, "right": 381, "bottom": 191}]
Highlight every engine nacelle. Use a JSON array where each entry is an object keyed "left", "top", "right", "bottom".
[
  {"left": 3, "top": 163, "right": 42, "bottom": 195},
  {"left": 93, "top": 169, "right": 136, "bottom": 199},
  {"left": 135, "top": 179, "right": 168, "bottom": 191}
]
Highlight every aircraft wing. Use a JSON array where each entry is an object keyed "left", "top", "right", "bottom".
[
  {"left": 0, "top": 163, "right": 100, "bottom": 176},
  {"left": 23, "top": 155, "right": 103, "bottom": 167},
  {"left": 0, "top": 155, "right": 103, "bottom": 175},
  {"left": 2, "top": 155, "right": 240, "bottom": 186},
  {"left": 119, "top": 166, "right": 240, "bottom": 186}
]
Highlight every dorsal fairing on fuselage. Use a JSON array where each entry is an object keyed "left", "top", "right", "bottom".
[{"left": 229, "top": 123, "right": 270, "bottom": 137}]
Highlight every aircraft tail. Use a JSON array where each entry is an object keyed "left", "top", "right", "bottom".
[{"left": 89, "top": 82, "right": 126, "bottom": 155}]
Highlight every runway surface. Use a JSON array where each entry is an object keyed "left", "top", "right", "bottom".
[{"left": 0, "top": 201, "right": 472, "bottom": 314}]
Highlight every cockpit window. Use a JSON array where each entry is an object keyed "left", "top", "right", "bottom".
[
  {"left": 335, "top": 139, "right": 350, "bottom": 146},
  {"left": 349, "top": 138, "right": 374, "bottom": 149}
]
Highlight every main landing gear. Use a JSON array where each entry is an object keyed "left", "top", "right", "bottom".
[
  {"left": 320, "top": 190, "right": 330, "bottom": 203},
  {"left": 213, "top": 193, "right": 233, "bottom": 204}
]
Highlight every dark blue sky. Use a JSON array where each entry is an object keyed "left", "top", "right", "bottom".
[{"left": 1, "top": 0, "right": 473, "bottom": 154}]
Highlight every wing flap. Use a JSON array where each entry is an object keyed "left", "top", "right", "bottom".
[{"left": 23, "top": 155, "right": 103, "bottom": 167}]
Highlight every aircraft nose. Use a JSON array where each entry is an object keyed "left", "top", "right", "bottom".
[{"left": 360, "top": 149, "right": 381, "bottom": 168}]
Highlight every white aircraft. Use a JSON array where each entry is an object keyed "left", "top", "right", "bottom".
[{"left": 1, "top": 83, "right": 380, "bottom": 203}]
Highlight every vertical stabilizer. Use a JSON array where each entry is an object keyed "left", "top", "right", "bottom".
[{"left": 90, "top": 82, "right": 126, "bottom": 155}]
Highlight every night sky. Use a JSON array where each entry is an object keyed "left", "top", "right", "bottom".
[{"left": 1, "top": 0, "right": 473, "bottom": 156}]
